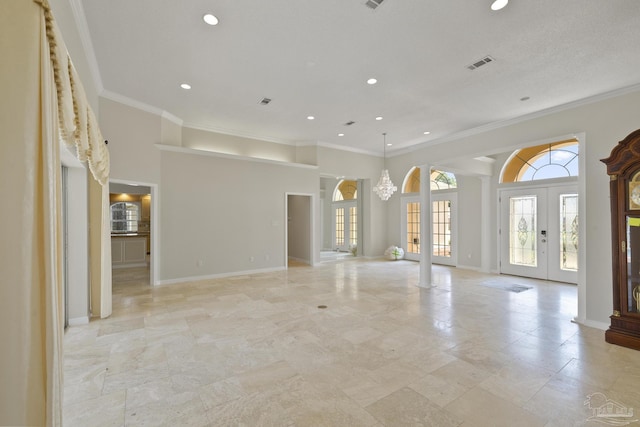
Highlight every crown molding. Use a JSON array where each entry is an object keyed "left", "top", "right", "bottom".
[
  {"left": 160, "top": 111, "right": 183, "bottom": 127},
  {"left": 68, "top": 0, "right": 103, "bottom": 93},
  {"left": 390, "top": 82, "right": 640, "bottom": 158}
]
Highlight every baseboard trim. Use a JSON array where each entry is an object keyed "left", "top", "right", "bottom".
[
  {"left": 156, "top": 266, "right": 286, "bottom": 286},
  {"left": 68, "top": 316, "right": 89, "bottom": 326},
  {"left": 572, "top": 316, "right": 609, "bottom": 331}
]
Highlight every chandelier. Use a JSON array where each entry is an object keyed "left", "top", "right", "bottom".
[{"left": 373, "top": 133, "right": 397, "bottom": 201}]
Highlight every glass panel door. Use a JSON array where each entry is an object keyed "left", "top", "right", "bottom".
[
  {"left": 332, "top": 202, "right": 356, "bottom": 252},
  {"left": 500, "top": 185, "right": 578, "bottom": 283},
  {"left": 402, "top": 197, "right": 420, "bottom": 261},
  {"left": 500, "top": 188, "right": 547, "bottom": 279},
  {"left": 432, "top": 193, "right": 457, "bottom": 266}
]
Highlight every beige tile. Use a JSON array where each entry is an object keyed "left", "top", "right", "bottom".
[
  {"left": 64, "top": 390, "right": 125, "bottom": 427},
  {"left": 445, "top": 387, "right": 545, "bottom": 427},
  {"left": 365, "top": 387, "right": 461, "bottom": 426},
  {"left": 63, "top": 260, "right": 640, "bottom": 427}
]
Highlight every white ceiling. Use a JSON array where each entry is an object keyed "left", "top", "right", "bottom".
[{"left": 79, "top": 0, "right": 640, "bottom": 155}]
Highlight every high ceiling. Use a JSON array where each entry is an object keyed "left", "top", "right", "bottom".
[{"left": 79, "top": 0, "right": 640, "bottom": 155}]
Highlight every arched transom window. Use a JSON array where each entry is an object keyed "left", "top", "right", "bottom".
[
  {"left": 402, "top": 167, "right": 457, "bottom": 193},
  {"left": 333, "top": 180, "right": 357, "bottom": 201},
  {"left": 501, "top": 139, "right": 579, "bottom": 183}
]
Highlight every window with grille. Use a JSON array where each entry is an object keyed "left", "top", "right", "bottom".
[{"left": 111, "top": 202, "right": 140, "bottom": 233}]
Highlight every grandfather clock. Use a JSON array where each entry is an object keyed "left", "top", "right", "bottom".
[{"left": 601, "top": 128, "right": 640, "bottom": 350}]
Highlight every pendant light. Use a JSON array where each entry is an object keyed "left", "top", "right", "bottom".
[{"left": 373, "top": 133, "right": 397, "bottom": 201}]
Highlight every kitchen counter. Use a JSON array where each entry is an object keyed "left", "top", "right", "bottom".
[{"left": 111, "top": 234, "right": 147, "bottom": 267}]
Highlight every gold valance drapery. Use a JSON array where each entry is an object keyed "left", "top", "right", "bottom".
[{"left": 34, "top": 0, "right": 110, "bottom": 185}]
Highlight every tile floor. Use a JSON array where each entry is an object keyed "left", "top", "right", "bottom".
[{"left": 63, "top": 259, "right": 640, "bottom": 426}]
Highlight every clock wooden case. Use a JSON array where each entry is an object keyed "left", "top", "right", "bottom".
[{"left": 601, "top": 128, "right": 640, "bottom": 350}]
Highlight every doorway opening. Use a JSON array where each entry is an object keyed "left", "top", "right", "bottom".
[
  {"left": 286, "top": 193, "right": 314, "bottom": 267},
  {"left": 109, "top": 180, "right": 158, "bottom": 287}
]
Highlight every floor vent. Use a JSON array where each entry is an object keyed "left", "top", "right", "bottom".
[
  {"left": 344, "top": 121, "right": 356, "bottom": 126},
  {"left": 467, "top": 55, "right": 494, "bottom": 70},
  {"left": 258, "top": 97, "right": 272, "bottom": 105},
  {"left": 365, "top": 0, "right": 384, "bottom": 10}
]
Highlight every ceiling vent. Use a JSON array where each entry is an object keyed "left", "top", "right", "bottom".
[
  {"left": 365, "top": 0, "right": 384, "bottom": 10},
  {"left": 344, "top": 121, "right": 356, "bottom": 126},
  {"left": 467, "top": 55, "right": 494, "bottom": 71},
  {"left": 258, "top": 97, "right": 272, "bottom": 105}
]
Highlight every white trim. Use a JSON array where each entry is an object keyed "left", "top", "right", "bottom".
[
  {"left": 155, "top": 144, "right": 319, "bottom": 170},
  {"left": 161, "top": 111, "right": 184, "bottom": 127},
  {"left": 68, "top": 0, "right": 104, "bottom": 93},
  {"left": 101, "top": 90, "right": 167, "bottom": 117},
  {"left": 67, "top": 316, "right": 89, "bottom": 326},
  {"left": 285, "top": 192, "right": 316, "bottom": 267},
  {"left": 156, "top": 266, "right": 286, "bottom": 286},
  {"left": 109, "top": 178, "right": 159, "bottom": 287},
  {"left": 390, "top": 84, "right": 640, "bottom": 158},
  {"left": 112, "top": 262, "right": 147, "bottom": 269},
  {"left": 572, "top": 316, "right": 609, "bottom": 331},
  {"left": 456, "top": 264, "right": 481, "bottom": 272}
]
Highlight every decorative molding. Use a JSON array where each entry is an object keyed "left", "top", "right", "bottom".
[
  {"left": 68, "top": 0, "right": 103, "bottom": 93},
  {"left": 101, "top": 89, "right": 167, "bottom": 117},
  {"left": 161, "top": 111, "right": 183, "bottom": 127},
  {"left": 390, "top": 82, "right": 640, "bottom": 158},
  {"left": 156, "top": 266, "right": 286, "bottom": 286},
  {"left": 155, "top": 144, "right": 319, "bottom": 170}
]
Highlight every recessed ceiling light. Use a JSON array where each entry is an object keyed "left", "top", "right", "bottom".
[
  {"left": 375, "top": 116, "right": 383, "bottom": 121},
  {"left": 338, "top": 133, "right": 345, "bottom": 137},
  {"left": 180, "top": 83, "right": 191, "bottom": 90},
  {"left": 203, "top": 14, "right": 219, "bottom": 25},
  {"left": 491, "top": 0, "right": 508, "bottom": 11},
  {"left": 423, "top": 131, "right": 431, "bottom": 135},
  {"left": 307, "top": 116, "right": 315, "bottom": 120},
  {"left": 387, "top": 143, "right": 393, "bottom": 146},
  {"left": 367, "top": 78, "right": 377, "bottom": 85}
]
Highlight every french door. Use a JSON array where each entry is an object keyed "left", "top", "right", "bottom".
[
  {"left": 401, "top": 193, "right": 457, "bottom": 265},
  {"left": 499, "top": 185, "right": 578, "bottom": 283},
  {"left": 332, "top": 202, "right": 357, "bottom": 252}
]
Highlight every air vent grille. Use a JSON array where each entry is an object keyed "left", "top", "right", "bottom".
[
  {"left": 344, "top": 121, "right": 356, "bottom": 126},
  {"left": 258, "top": 97, "right": 272, "bottom": 105},
  {"left": 365, "top": 0, "right": 384, "bottom": 10},
  {"left": 467, "top": 55, "right": 494, "bottom": 70}
]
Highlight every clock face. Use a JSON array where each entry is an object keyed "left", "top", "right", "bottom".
[{"left": 633, "top": 185, "right": 640, "bottom": 205}]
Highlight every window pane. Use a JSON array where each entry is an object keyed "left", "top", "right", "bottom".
[
  {"left": 432, "top": 200, "right": 451, "bottom": 257},
  {"left": 560, "top": 194, "right": 578, "bottom": 271},
  {"left": 509, "top": 196, "right": 537, "bottom": 266},
  {"left": 335, "top": 208, "right": 344, "bottom": 247},
  {"left": 407, "top": 202, "right": 420, "bottom": 254}
]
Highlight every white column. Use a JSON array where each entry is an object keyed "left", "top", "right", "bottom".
[
  {"left": 480, "top": 176, "right": 492, "bottom": 273},
  {"left": 418, "top": 165, "right": 433, "bottom": 288}
]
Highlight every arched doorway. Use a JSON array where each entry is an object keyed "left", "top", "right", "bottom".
[
  {"left": 498, "top": 139, "right": 579, "bottom": 283},
  {"left": 400, "top": 167, "right": 458, "bottom": 265},
  {"left": 332, "top": 180, "right": 358, "bottom": 253}
]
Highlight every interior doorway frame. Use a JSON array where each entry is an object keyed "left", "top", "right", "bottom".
[
  {"left": 285, "top": 192, "right": 316, "bottom": 267},
  {"left": 109, "top": 178, "right": 159, "bottom": 286}
]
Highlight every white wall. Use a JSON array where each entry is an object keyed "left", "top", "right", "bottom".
[
  {"left": 183, "top": 127, "right": 298, "bottom": 163},
  {"left": 158, "top": 149, "right": 318, "bottom": 282}
]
